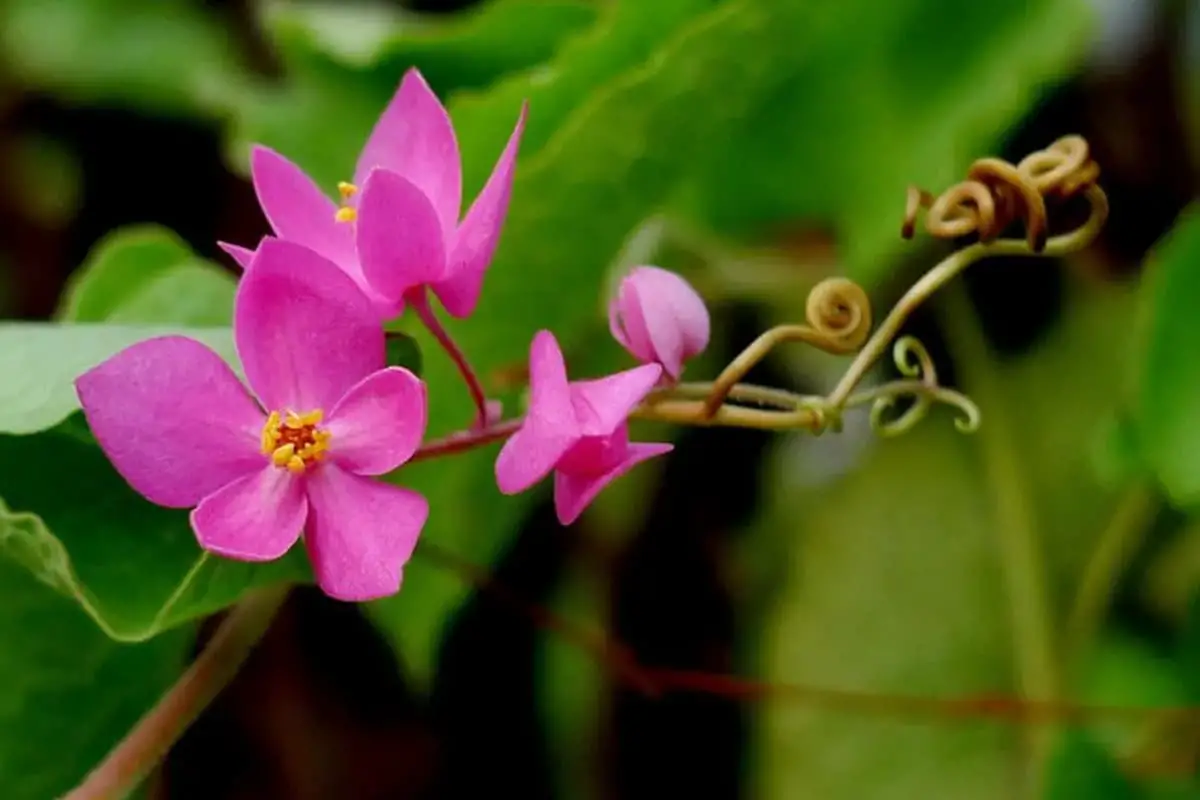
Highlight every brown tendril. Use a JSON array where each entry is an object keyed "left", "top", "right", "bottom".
[
  {"left": 902, "top": 134, "right": 1101, "bottom": 252},
  {"left": 699, "top": 277, "right": 872, "bottom": 417}
]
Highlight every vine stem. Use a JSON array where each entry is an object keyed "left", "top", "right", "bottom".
[
  {"left": 1063, "top": 484, "right": 1159, "bottom": 665},
  {"left": 939, "top": 285, "right": 1058, "bottom": 786},
  {"left": 60, "top": 584, "right": 291, "bottom": 800},
  {"left": 409, "top": 289, "right": 490, "bottom": 429}
]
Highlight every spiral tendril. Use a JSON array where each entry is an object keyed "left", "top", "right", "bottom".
[{"left": 902, "top": 135, "right": 1101, "bottom": 252}]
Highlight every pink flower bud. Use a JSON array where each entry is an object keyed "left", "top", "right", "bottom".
[{"left": 608, "top": 266, "right": 710, "bottom": 380}]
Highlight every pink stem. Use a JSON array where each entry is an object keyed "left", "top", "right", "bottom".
[
  {"left": 411, "top": 418, "right": 523, "bottom": 463},
  {"left": 409, "top": 289, "right": 489, "bottom": 429}
]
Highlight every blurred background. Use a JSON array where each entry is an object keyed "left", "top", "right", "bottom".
[{"left": 2, "top": 0, "right": 1200, "bottom": 798}]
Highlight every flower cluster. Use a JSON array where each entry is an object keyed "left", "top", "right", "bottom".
[{"left": 75, "top": 69, "right": 710, "bottom": 602}]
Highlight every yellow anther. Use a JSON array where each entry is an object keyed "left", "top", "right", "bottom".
[
  {"left": 260, "top": 407, "right": 331, "bottom": 473},
  {"left": 260, "top": 411, "right": 282, "bottom": 454},
  {"left": 338, "top": 181, "right": 359, "bottom": 199},
  {"left": 271, "top": 443, "right": 296, "bottom": 468},
  {"left": 335, "top": 207, "right": 357, "bottom": 223}
]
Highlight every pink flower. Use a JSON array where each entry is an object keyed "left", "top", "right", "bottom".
[
  {"left": 609, "top": 266, "right": 710, "bottom": 380},
  {"left": 495, "top": 331, "right": 672, "bottom": 525},
  {"left": 75, "top": 239, "right": 430, "bottom": 602},
  {"left": 221, "top": 68, "right": 526, "bottom": 320}
]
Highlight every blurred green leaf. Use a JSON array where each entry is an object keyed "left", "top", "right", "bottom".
[
  {"left": 1078, "top": 631, "right": 1186, "bottom": 754},
  {"left": 0, "top": 0, "right": 244, "bottom": 115},
  {"left": 58, "top": 225, "right": 235, "bottom": 325},
  {"left": 230, "top": 0, "right": 619, "bottom": 188},
  {"left": 267, "top": 0, "right": 597, "bottom": 77},
  {"left": 1133, "top": 209, "right": 1200, "bottom": 507},
  {"left": 1175, "top": 591, "right": 1200, "bottom": 702},
  {"left": 0, "top": 558, "right": 190, "bottom": 798},
  {"left": 1044, "top": 731, "right": 1138, "bottom": 800},
  {"left": 680, "top": 0, "right": 1093, "bottom": 283},
  {"left": 754, "top": 281, "right": 1136, "bottom": 800}
]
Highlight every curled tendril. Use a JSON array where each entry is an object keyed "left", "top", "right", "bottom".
[
  {"left": 699, "top": 277, "right": 872, "bottom": 416},
  {"left": 902, "top": 134, "right": 1101, "bottom": 252},
  {"left": 803, "top": 277, "right": 873, "bottom": 354}
]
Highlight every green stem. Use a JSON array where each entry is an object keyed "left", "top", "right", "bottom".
[
  {"left": 939, "top": 286, "right": 1058, "bottom": 782},
  {"left": 1063, "top": 484, "right": 1159, "bottom": 666},
  {"left": 61, "top": 584, "right": 291, "bottom": 800}
]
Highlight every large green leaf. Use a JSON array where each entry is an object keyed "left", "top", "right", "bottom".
[
  {"left": 0, "top": 557, "right": 190, "bottom": 798},
  {"left": 1043, "top": 731, "right": 1138, "bottom": 800},
  {"left": 753, "top": 280, "right": 1137, "bottom": 800},
  {"left": 1132, "top": 209, "right": 1200, "bottom": 507},
  {"left": 680, "top": 0, "right": 1093, "bottom": 283}
]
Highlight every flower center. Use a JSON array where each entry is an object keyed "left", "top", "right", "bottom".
[
  {"left": 260, "top": 409, "right": 331, "bottom": 474},
  {"left": 334, "top": 181, "right": 358, "bottom": 223}
]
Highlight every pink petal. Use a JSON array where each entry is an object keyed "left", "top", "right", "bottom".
[
  {"left": 553, "top": 442, "right": 673, "bottom": 525},
  {"left": 495, "top": 330, "right": 579, "bottom": 494},
  {"left": 190, "top": 467, "right": 307, "bottom": 561},
  {"left": 218, "top": 241, "right": 257, "bottom": 271},
  {"left": 326, "top": 367, "right": 427, "bottom": 476},
  {"left": 356, "top": 169, "right": 448, "bottom": 303},
  {"left": 353, "top": 69, "right": 461, "bottom": 239},
  {"left": 304, "top": 464, "right": 429, "bottom": 601},
  {"left": 434, "top": 103, "right": 527, "bottom": 319},
  {"left": 638, "top": 267, "right": 710, "bottom": 377},
  {"left": 607, "top": 277, "right": 644, "bottom": 354},
  {"left": 569, "top": 363, "right": 662, "bottom": 437},
  {"left": 236, "top": 239, "right": 384, "bottom": 412},
  {"left": 250, "top": 146, "right": 356, "bottom": 269},
  {"left": 75, "top": 335, "right": 264, "bottom": 508}
]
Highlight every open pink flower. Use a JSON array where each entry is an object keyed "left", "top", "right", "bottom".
[
  {"left": 76, "top": 239, "right": 430, "bottom": 601},
  {"left": 495, "top": 331, "right": 672, "bottom": 525},
  {"left": 221, "top": 67, "right": 526, "bottom": 320},
  {"left": 609, "top": 266, "right": 710, "bottom": 380}
]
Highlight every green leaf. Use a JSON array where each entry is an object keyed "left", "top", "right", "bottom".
[
  {"left": 753, "top": 281, "right": 1137, "bottom": 800},
  {"left": 267, "top": 0, "right": 597, "bottom": 78},
  {"left": 1133, "top": 209, "right": 1200, "bottom": 507},
  {"left": 0, "top": 0, "right": 245, "bottom": 116},
  {"left": 0, "top": 323, "right": 236, "bottom": 436},
  {"left": 0, "top": 558, "right": 190, "bottom": 798},
  {"left": 58, "top": 225, "right": 235, "bottom": 326},
  {"left": 1043, "top": 731, "right": 1138, "bottom": 800},
  {"left": 680, "top": 0, "right": 1093, "bottom": 283},
  {"left": 0, "top": 426, "right": 308, "bottom": 642}
]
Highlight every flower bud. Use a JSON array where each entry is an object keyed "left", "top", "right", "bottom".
[{"left": 608, "top": 266, "right": 710, "bottom": 379}]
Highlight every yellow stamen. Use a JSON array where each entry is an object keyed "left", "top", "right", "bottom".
[
  {"left": 338, "top": 181, "right": 359, "bottom": 199},
  {"left": 260, "top": 410, "right": 282, "bottom": 454},
  {"left": 271, "top": 443, "right": 296, "bottom": 468},
  {"left": 335, "top": 207, "right": 357, "bottom": 223},
  {"left": 260, "top": 407, "right": 330, "bottom": 473}
]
